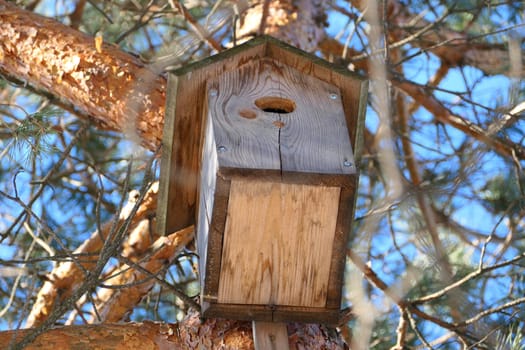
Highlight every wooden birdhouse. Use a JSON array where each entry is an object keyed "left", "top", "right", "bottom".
[{"left": 157, "top": 36, "right": 368, "bottom": 325}]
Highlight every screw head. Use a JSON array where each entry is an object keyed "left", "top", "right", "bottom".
[
  {"left": 209, "top": 89, "right": 218, "bottom": 97},
  {"left": 329, "top": 92, "right": 338, "bottom": 100},
  {"left": 343, "top": 160, "right": 353, "bottom": 167},
  {"left": 217, "top": 145, "right": 227, "bottom": 153}
]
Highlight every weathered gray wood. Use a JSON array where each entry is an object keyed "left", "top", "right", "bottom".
[
  {"left": 207, "top": 58, "right": 356, "bottom": 175},
  {"left": 252, "top": 322, "right": 290, "bottom": 350},
  {"left": 197, "top": 106, "right": 218, "bottom": 302},
  {"left": 265, "top": 41, "right": 368, "bottom": 160},
  {"left": 206, "top": 63, "right": 281, "bottom": 171}
]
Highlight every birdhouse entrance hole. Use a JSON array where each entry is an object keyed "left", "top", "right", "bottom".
[{"left": 254, "top": 96, "right": 296, "bottom": 114}]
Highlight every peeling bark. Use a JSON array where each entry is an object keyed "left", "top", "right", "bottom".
[
  {"left": 0, "top": 0, "right": 165, "bottom": 150},
  {"left": 237, "top": 0, "right": 328, "bottom": 52}
]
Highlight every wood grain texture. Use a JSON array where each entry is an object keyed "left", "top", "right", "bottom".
[
  {"left": 202, "top": 303, "right": 341, "bottom": 324},
  {"left": 197, "top": 109, "right": 219, "bottom": 298},
  {"left": 163, "top": 43, "right": 267, "bottom": 235},
  {"left": 161, "top": 35, "right": 366, "bottom": 236},
  {"left": 218, "top": 179, "right": 340, "bottom": 307},
  {"left": 160, "top": 36, "right": 367, "bottom": 324},
  {"left": 252, "top": 321, "right": 290, "bottom": 350},
  {"left": 157, "top": 74, "right": 179, "bottom": 237},
  {"left": 326, "top": 182, "right": 357, "bottom": 309},
  {"left": 201, "top": 177, "right": 230, "bottom": 309},
  {"left": 265, "top": 42, "right": 368, "bottom": 163},
  {"left": 208, "top": 58, "right": 356, "bottom": 174}
]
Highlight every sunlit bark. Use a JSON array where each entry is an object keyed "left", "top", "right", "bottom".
[
  {"left": 0, "top": 0, "right": 164, "bottom": 150},
  {"left": 1, "top": 314, "right": 348, "bottom": 349}
]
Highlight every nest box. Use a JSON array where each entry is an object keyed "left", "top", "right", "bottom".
[{"left": 157, "top": 36, "right": 367, "bottom": 324}]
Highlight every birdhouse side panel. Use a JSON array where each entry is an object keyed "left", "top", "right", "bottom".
[{"left": 197, "top": 108, "right": 218, "bottom": 298}]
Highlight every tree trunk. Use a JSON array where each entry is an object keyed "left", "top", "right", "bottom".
[{"left": 1, "top": 314, "right": 346, "bottom": 349}]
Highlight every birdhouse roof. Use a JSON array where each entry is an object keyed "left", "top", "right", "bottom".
[{"left": 172, "top": 35, "right": 365, "bottom": 81}]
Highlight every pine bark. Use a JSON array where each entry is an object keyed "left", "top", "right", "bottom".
[
  {"left": 0, "top": 0, "right": 164, "bottom": 150},
  {"left": 1, "top": 315, "right": 346, "bottom": 349}
]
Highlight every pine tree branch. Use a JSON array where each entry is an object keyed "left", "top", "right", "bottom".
[{"left": 0, "top": 0, "right": 165, "bottom": 151}]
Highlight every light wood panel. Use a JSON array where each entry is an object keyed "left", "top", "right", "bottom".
[{"left": 218, "top": 179, "right": 340, "bottom": 307}]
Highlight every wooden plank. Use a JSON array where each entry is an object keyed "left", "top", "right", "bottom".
[
  {"left": 217, "top": 180, "right": 340, "bottom": 307},
  {"left": 197, "top": 105, "right": 218, "bottom": 300},
  {"left": 202, "top": 303, "right": 341, "bottom": 324},
  {"left": 219, "top": 168, "right": 355, "bottom": 187},
  {"left": 201, "top": 177, "right": 230, "bottom": 305},
  {"left": 272, "top": 307, "right": 340, "bottom": 325},
  {"left": 203, "top": 303, "right": 274, "bottom": 322},
  {"left": 325, "top": 180, "right": 357, "bottom": 309},
  {"left": 157, "top": 74, "right": 180, "bottom": 236},
  {"left": 252, "top": 322, "right": 290, "bottom": 350},
  {"left": 209, "top": 58, "right": 355, "bottom": 175}
]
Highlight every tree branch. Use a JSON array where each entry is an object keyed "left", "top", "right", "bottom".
[{"left": 0, "top": 0, "right": 165, "bottom": 151}]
